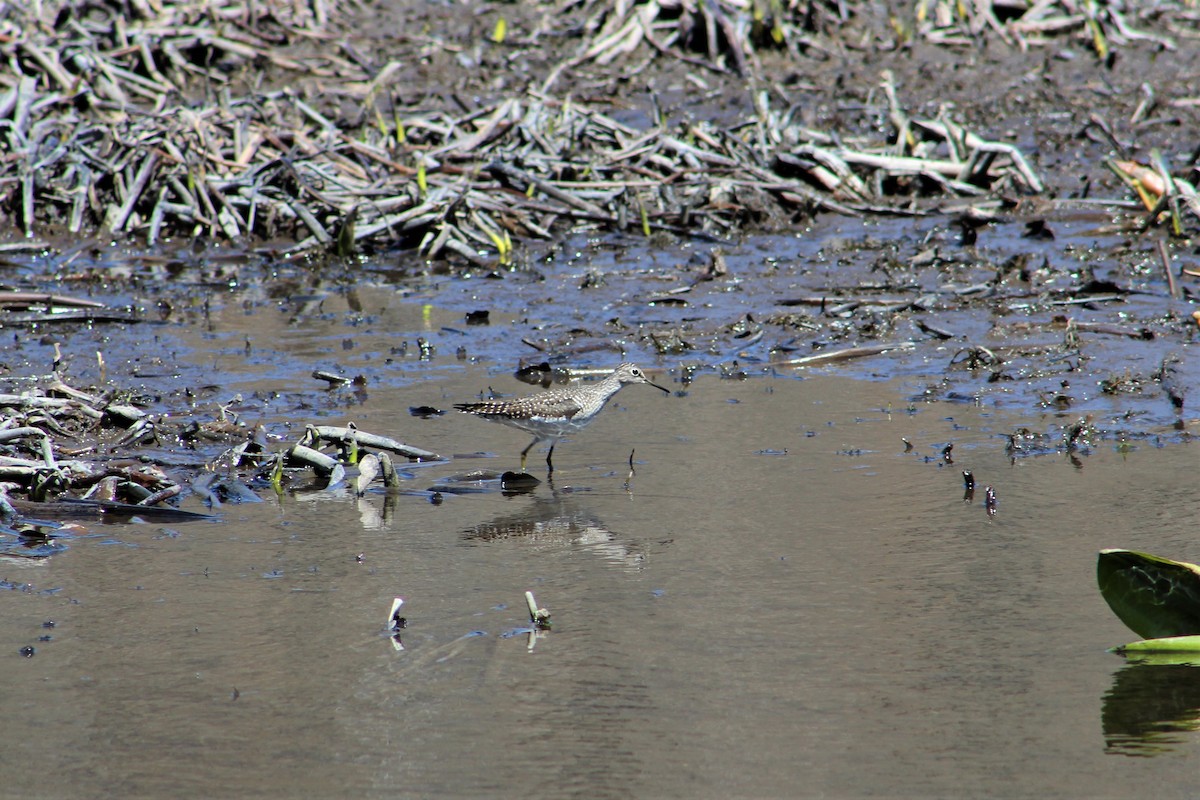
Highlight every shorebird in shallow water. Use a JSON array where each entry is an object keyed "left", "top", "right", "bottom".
[{"left": 454, "top": 362, "right": 670, "bottom": 472}]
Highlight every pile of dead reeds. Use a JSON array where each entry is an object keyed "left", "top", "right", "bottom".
[
  {"left": 1, "top": 1, "right": 1188, "bottom": 260},
  {"left": 558, "top": 0, "right": 1184, "bottom": 75},
  {"left": 0, "top": 369, "right": 442, "bottom": 539}
]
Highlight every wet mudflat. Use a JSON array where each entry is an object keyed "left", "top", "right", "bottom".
[
  {"left": 2, "top": 359, "right": 1196, "bottom": 798},
  {"left": 0, "top": 214, "right": 1196, "bottom": 797},
  {"left": 0, "top": 199, "right": 1196, "bottom": 798}
]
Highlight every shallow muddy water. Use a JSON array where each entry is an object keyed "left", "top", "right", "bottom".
[
  {"left": 1, "top": 216, "right": 1197, "bottom": 797},
  {"left": 3, "top": 354, "right": 1198, "bottom": 797}
]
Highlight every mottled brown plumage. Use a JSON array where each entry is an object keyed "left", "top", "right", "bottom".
[{"left": 454, "top": 362, "right": 669, "bottom": 471}]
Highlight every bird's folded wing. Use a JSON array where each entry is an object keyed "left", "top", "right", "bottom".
[{"left": 518, "top": 394, "right": 584, "bottom": 420}]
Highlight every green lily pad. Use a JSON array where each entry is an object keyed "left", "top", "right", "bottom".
[
  {"left": 1113, "top": 636, "right": 1200, "bottom": 665},
  {"left": 1116, "top": 635, "right": 1200, "bottom": 654},
  {"left": 1098, "top": 549, "right": 1200, "bottom": 640}
]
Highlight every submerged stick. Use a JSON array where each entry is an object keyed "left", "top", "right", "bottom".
[
  {"left": 774, "top": 342, "right": 916, "bottom": 368},
  {"left": 1157, "top": 239, "right": 1179, "bottom": 300}
]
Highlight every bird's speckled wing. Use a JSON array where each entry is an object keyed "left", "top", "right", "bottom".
[{"left": 453, "top": 388, "right": 585, "bottom": 421}]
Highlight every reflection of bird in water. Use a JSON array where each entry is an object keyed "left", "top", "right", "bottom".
[
  {"left": 454, "top": 362, "right": 669, "bottom": 472},
  {"left": 464, "top": 504, "right": 646, "bottom": 571}
]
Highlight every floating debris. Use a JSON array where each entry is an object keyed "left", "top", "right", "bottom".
[
  {"left": 1157, "top": 353, "right": 1186, "bottom": 413},
  {"left": 299, "top": 425, "right": 441, "bottom": 463},
  {"left": 313, "top": 371, "right": 353, "bottom": 387},
  {"left": 525, "top": 591, "right": 551, "bottom": 630},
  {"left": 0, "top": 366, "right": 442, "bottom": 520},
  {"left": 387, "top": 596, "right": 406, "bottom": 652},
  {"left": 388, "top": 597, "right": 407, "bottom": 632},
  {"left": 355, "top": 454, "right": 381, "bottom": 497}
]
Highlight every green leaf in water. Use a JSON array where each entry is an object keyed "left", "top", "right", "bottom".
[
  {"left": 1098, "top": 549, "right": 1200, "bottom": 640},
  {"left": 1116, "top": 635, "right": 1200, "bottom": 654}
]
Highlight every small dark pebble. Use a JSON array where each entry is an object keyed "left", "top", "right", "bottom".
[
  {"left": 19, "top": 646, "right": 35, "bottom": 657},
  {"left": 515, "top": 361, "right": 553, "bottom": 386},
  {"left": 1023, "top": 219, "right": 1054, "bottom": 240},
  {"left": 42, "top": 620, "right": 55, "bottom": 628},
  {"left": 429, "top": 492, "right": 443, "bottom": 505}
]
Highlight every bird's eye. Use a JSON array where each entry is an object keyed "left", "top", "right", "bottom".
[{"left": 631, "top": 368, "right": 641, "bottom": 376}]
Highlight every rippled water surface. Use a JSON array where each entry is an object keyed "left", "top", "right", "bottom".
[{"left": 3, "top": 352, "right": 1197, "bottom": 797}]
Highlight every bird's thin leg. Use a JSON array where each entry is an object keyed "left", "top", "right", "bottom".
[
  {"left": 521, "top": 437, "right": 538, "bottom": 472},
  {"left": 545, "top": 442, "right": 556, "bottom": 473}
]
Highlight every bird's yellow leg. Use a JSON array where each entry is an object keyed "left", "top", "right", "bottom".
[{"left": 520, "top": 438, "right": 537, "bottom": 472}]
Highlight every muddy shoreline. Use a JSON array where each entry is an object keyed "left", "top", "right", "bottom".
[{"left": 0, "top": 1, "right": 1197, "bottom": 519}]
